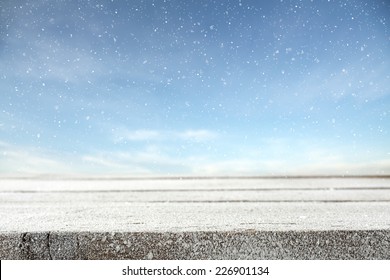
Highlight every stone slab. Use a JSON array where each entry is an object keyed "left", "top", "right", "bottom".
[{"left": 1, "top": 177, "right": 390, "bottom": 259}]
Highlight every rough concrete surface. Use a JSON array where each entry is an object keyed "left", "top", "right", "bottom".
[{"left": 1, "top": 177, "right": 390, "bottom": 259}]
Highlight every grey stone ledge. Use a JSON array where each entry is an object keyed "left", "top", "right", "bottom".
[{"left": 1, "top": 230, "right": 390, "bottom": 260}]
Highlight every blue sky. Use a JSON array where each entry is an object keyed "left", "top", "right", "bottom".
[{"left": 0, "top": 0, "right": 389, "bottom": 176}]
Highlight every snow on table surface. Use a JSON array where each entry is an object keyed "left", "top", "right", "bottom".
[{"left": 1, "top": 177, "right": 390, "bottom": 232}]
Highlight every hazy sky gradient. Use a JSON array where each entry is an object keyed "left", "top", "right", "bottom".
[{"left": 1, "top": 0, "right": 389, "bottom": 176}]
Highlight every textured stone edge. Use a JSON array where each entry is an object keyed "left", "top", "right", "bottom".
[{"left": 1, "top": 230, "right": 389, "bottom": 260}]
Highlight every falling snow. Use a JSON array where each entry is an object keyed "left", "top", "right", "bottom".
[{"left": 0, "top": 0, "right": 389, "bottom": 176}]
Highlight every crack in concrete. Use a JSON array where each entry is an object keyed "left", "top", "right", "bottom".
[
  {"left": 76, "top": 234, "right": 81, "bottom": 259},
  {"left": 19, "top": 232, "right": 30, "bottom": 258},
  {"left": 47, "top": 232, "right": 52, "bottom": 260}
]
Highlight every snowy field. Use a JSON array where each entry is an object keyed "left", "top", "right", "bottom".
[{"left": 1, "top": 177, "right": 390, "bottom": 232}]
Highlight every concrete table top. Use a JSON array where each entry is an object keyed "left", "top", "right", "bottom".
[{"left": 1, "top": 177, "right": 389, "bottom": 259}]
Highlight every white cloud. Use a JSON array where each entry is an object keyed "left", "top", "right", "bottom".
[
  {"left": 0, "top": 142, "right": 73, "bottom": 176},
  {"left": 81, "top": 148, "right": 191, "bottom": 175},
  {"left": 192, "top": 157, "right": 390, "bottom": 176},
  {"left": 1, "top": 138, "right": 389, "bottom": 177},
  {"left": 81, "top": 155, "right": 152, "bottom": 175},
  {"left": 177, "top": 130, "right": 218, "bottom": 142},
  {"left": 112, "top": 128, "right": 218, "bottom": 143},
  {"left": 119, "top": 129, "right": 161, "bottom": 141}
]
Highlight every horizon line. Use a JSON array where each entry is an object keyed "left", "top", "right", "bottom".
[{"left": 1, "top": 175, "right": 390, "bottom": 180}]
